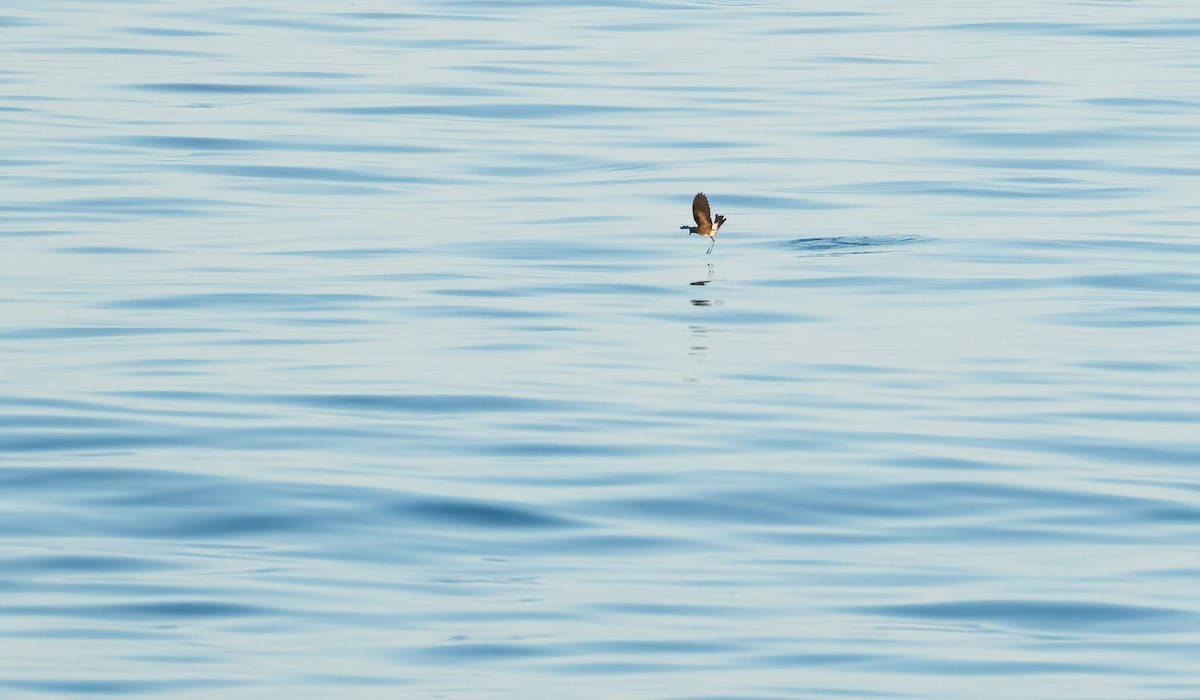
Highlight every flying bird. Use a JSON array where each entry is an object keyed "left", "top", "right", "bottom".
[{"left": 680, "top": 192, "right": 726, "bottom": 254}]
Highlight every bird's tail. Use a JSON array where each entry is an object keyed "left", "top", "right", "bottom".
[{"left": 714, "top": 215, "right": 727, "bottom": 228}]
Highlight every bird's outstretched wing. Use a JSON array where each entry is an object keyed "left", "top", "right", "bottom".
[{"left": 692, "top": 192, "right": 712, "bottom": 229}]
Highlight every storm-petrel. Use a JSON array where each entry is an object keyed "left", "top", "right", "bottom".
[{"left": 680, "top": 192, "right": 726, "bottom": 254}]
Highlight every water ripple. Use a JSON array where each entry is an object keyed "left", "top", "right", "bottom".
[
  {"left": 130, "top": 82, "right": 312, "bottom": 94},
  {"left": 856, "top": 599, "right": 1197, "bottom": 633}
]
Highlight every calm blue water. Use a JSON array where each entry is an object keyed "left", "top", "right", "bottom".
[{"left": 3, "top": 1, "right": 1199, "bottom": 698}]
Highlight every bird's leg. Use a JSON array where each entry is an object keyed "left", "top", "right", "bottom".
[{"left": 706, "top": 237, "right": 715, "bottom": 254}]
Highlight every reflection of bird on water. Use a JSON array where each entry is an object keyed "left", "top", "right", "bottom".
[
  {"left": 690, "top": 262, "right": 715, "bottom": 286},
  {"left": 690, "top": 264, "right": 721, "bottom": 305},
  {"left": 680, "top": 192, "right": 726, "bottom": 254}
]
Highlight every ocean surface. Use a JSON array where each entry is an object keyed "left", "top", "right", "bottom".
[{"left": 2, "top": 1, "right": 1199, "bottom": 698}]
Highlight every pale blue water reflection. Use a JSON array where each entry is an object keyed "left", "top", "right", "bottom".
[{"left": 2, "top": 1, "right": 1199, "bottom": 698}]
